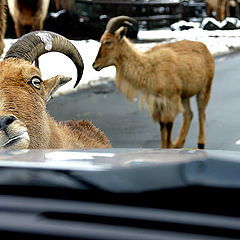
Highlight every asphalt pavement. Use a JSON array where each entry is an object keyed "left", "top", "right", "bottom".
[{"left": 47, "top": 52, "right": 240, "bottom": 151}]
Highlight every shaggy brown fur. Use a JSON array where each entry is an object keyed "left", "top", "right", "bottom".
[
  {"left": 7, "top": 0, "right": 50, "bottom": 37},
  {"left": 65, "top": 120, "right": 111, "bottom": 148},
  {"left": 0, "top": 58, "right": 111, "bottom": 150},
  {"left": 54, "top": 0, "right": 75, "bottom": 12},
  {"left": 206, "top": 0, "right": 237, "bottom": 21},
  {"left": 93, "top": 26, "right": 215, "bottom": 149},
  {"left": 0, "top": 0, "right": 6, "bottom": 56}
]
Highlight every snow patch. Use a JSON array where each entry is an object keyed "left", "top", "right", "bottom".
[{"left": 35, "top": 32, "right": 54, "bottom": 51}]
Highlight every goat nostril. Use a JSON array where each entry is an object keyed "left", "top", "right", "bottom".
[
  {"left": 6, "top": 116, "right": 16, "bottom": 125},
  {"left": 0, "top": 115, "right": 16, "bottom": 131}
]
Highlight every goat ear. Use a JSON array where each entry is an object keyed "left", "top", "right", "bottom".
[
  {"left": 43, "top": 75, "right": 72, "bottom": 102},
  {"left": 115, "top": 26, "right": 127, "bottom": 42}
]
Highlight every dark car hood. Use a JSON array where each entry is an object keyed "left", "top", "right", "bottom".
[{"left": 0, "top": 148, "right": 239, "bottom": 192}]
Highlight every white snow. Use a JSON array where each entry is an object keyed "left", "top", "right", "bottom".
[{"left": 2, "top": 26, "right": 240, "bottom": 96}]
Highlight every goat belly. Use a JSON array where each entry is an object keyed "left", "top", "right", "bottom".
[{"left": 140, "top": 93, "right": 183, "bottom": 123}]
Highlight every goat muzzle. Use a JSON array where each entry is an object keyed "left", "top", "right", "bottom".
[
  {"left": 92, "top": 62, "right": 101, "bottom": 71},
  {"left": 0, "top": 115, "right": 30, "bottom": 149}
]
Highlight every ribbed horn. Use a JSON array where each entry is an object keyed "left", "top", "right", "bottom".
[
  {"left": 106, "top": 16, "right": 137, "bottom": 34},
  {"left": 4, "top": 31, "right": 84, "bottom": 88}
]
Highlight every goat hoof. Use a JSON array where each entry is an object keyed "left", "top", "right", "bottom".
[
  {"left": 172, "top": 142, "right": 184, "bottom": 148},
  {"left": 198, "top": 143, "right": 205, "bottom": 149}
]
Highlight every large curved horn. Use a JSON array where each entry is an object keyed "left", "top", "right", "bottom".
[
  {"left": 4, "top": 31, "right": 84, "bottom": 88},
  {"left": 106, "top": 16, "right": 137, "bottom": 34}
]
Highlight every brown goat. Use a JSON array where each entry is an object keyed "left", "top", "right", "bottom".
[
  {"left": 54, "top": 0, "right": 75, "bottom": 12},
  {"left": 7, "top": 0, "right": 50, "bottom": 37},
  {"left": 0, "top": 0, "right": 6, "bottom": 56},
  {"left": 93, "top": 16, "right": 215, "bottom": 149},
  {"left": 206, "top": 0, "right": 238, "bottom": 21},
  {"left": 0, "top": 30, "right": 111, "bottom": 150}
]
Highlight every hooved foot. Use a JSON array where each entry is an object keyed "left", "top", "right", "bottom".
[
  {"left": 198, "top": 143, "right": 205, "bottom": 149},
  {"left": 172, "top": 139, "right": 185, "bottom": 149}
]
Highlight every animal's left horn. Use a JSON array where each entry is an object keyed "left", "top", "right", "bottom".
[
  {"left": 106, "top": 16, "right": 137, "bottom": 34},
  {"left": 4, "top": 31, "right": 84, "bottom": 88}
]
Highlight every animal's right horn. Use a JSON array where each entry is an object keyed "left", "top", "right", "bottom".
[
  {"left": 4, "top": 31, "right": 84, "bottom": 88},
  {"left": 106, "top": 16, "right": 137, "bottom": 34}
]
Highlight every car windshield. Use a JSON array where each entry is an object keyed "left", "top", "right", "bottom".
[
  {"left": 0, "top": 0, "right": 238, "bottom": 194},
  {"left": 2, "top": 1, "right": 240, "bottom": 239}
]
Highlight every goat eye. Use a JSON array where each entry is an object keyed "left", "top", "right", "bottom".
[
  {"left": 104, "top": 40, "right": 111, "bottom": 46},
  {"left": 29, "top": 77, "right": 42, "bottom": 90}
]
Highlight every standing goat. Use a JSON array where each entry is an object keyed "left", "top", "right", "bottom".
[
  {"left": 0, "top": 0, "right": 6, "bottom": 56},
  {"left": 93, "top": 16, "right": 215, "bottom": 149},
  {"left": 0, "top": 30, "right": 111, "bottom": 150},
  {"left": 7, "top": 0, "right": 50, "bottom": 37},
  {"left": 206, "top": 0, "right": 238, "bottom": 21}
]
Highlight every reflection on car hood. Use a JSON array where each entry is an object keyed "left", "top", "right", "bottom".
[
  {"left": 0, "top": 148, "right": 239, "bottom": 192},
  {"left": 0, "top": 148, "right": 202, "bottom": 170}
]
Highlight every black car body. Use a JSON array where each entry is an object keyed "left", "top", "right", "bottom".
[{"left": 0, "top": 148, "right": 240, "bottom": 239}]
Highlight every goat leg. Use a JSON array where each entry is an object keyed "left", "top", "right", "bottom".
[
  {"left": 173, "top": 98, "right": 193, "bottom": 148},
  {"left": 160, "top": 122, "right": 173, "bottom": 148}
]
